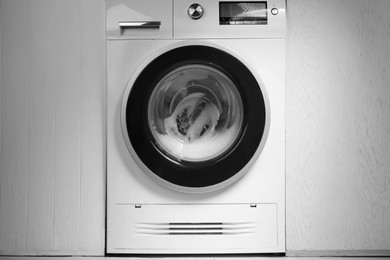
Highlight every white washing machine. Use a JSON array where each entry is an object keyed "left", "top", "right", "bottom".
[{"left": 106, "top": 0, "right": 285, "bottom": 254}]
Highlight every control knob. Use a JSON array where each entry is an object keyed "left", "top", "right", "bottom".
[{"left": 188, "top": 3, "right": 204, "bottom": 20}]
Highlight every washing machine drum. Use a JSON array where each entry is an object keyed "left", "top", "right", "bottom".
[{"left": 123, "top": 45, "right": 268, "bottom": 192}]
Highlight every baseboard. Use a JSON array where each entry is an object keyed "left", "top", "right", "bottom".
[{"left": 286, "top": 249, "right": 390, "bottom": 257}]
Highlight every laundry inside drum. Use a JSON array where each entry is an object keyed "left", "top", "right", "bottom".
[
  {"left": 148, "top": 64, "right": 243, "bottom": 162},
  {"left": 164, "top": 92, "right": 220, "bottom": 143}
]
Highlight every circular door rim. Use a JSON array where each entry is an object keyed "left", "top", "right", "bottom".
[{"left": 121, "top": 41, "right": 271, "bottom": 193}]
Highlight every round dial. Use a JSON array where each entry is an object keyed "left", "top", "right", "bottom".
[{"left": 188, "top": 3, "right": 204, "bottom": 20}]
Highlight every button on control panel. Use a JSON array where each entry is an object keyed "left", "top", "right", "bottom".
[{"left": 188, "top": 3, "right": 204, "bottom": 20}]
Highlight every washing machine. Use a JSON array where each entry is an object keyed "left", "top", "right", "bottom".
[{"left": 106, "top": 0, "right": 285, "bottom": 254}]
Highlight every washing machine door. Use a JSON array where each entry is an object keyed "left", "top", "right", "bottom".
[{"left": 122, "top": 45, "right": 268, "bottom": 193}]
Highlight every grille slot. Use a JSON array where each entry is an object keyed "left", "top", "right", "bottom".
[{"left": 136, "top": 222, "right": 255, "bottom": 235}]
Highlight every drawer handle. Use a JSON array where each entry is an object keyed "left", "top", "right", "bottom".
[{"left": 119, "top": 21, "right": 161, "bottom": 29}]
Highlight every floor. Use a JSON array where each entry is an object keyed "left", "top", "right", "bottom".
[{"left": 0, "top": 257, "right": 389, "bottom": 260}]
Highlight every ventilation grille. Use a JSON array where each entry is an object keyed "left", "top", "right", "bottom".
[{"left": 136, "top": 222, "right": 256, "bottom": 235}]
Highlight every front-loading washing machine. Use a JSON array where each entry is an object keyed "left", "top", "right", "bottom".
[{"left": 106, "top": 0, "right": 286, "bottom": 254}]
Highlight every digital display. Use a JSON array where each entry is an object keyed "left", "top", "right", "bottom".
[{"left": 219, "top": 2, "right": 267, "bottom": 25}]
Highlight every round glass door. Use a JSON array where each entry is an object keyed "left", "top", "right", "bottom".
[
  {"left": 148, "top": 64, "right": 243, "bottom": 162},
  {"left": 122, "top": 45, "right": 268, "bottom": 192}
]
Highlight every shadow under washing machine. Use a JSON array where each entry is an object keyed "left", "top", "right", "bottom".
[{"left": 106, "top": 0, "right": 286, "bottom": 254}]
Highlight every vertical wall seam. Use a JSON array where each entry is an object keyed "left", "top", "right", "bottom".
[
  {"left": 52, "top": 1, "right": 57, "bottom": 251},
  {"left": 78, "top": 0, "right": 82, "bottom": 253},
  {"left": 25, "top": 0, "right": 30, "bottom": 252},
  {"left": 0, "top": 0, "right": 3, "bottom": 222},
  {"left": 0, "top": 1, "right": 3, "bottom": 249}
]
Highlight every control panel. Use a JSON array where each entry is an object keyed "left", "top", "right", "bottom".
[
  {"left": 106, "top": 0, "right": 286, "bottom": 39},
  {"left": 176, "top": 0, "right": 286, "bottom": 39}
]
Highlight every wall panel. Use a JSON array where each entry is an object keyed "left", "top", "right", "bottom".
[
  {"left": 286, "top": 0, "right": 390, "bottom": 252},
  {"left": 27, "top": 0, "right": 57, "bottom": 251},
  {"left": 52, "top": 0, "right": 81, "bottom": 252},
  {"left": 0, "top": 0, "right": 29, "bottom": 252},
  {"left": 79, "top": 0, "right": 106, "bottom": 254},
  {"left": 0, "top": 0, "right": 105, "bottom": 255}
]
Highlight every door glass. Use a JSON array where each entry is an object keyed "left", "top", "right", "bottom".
[{"left": 148, "top": 64, "right": 244, "bottom": 162}]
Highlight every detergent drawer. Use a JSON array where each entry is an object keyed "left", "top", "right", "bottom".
[{"left": 106, "top": 0, "right": 172, "bottom": 39}]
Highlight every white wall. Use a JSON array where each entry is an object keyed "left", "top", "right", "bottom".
[
  {"left": 0, "top": 0, "right": 390, "bottom": 256},
  {"left": 0, "top": 0, "right": 106, "bottom": 255},
  {"left": 286, "top": 0, "right": 390, "bottom": 254}
]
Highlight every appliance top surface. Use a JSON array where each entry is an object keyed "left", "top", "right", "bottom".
[{"left": 106, "top": 0, "right": 286, "bottom": 40}]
